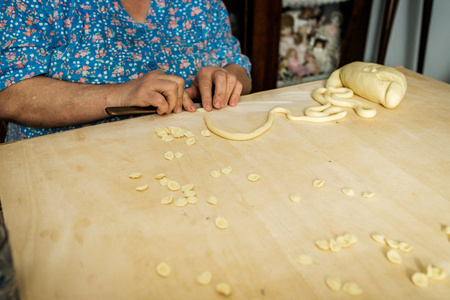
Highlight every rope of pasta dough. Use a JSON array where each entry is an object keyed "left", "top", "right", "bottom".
[
  {"left": 326, "top": 87, "right": 377, "bottom": 118},
  {"left": 204, "top": 87, "right": 377, "bottom": 141}
]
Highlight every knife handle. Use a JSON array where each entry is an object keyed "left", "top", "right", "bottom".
[{"left": 105, "top": 106, "right": 157, "bottom": 116}]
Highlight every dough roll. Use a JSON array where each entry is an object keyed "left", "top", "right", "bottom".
[{"left": 326, "top": 61, "right": 407, "bottom": 108}]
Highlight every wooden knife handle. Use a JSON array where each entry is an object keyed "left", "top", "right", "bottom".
[{"left": 105, "top": 106, "right": 157, "bottom": 116}]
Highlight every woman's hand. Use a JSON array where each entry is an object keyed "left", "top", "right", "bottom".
[
  {"left": 186, "top": 64, "right": 251, "bottom": 111},
  {"left": 117, "top": 70, "right": 196, "bottom": 114}
]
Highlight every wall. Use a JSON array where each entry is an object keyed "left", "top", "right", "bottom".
[{"left": 364, "top": 0, "right": 450, "bottom": 83}]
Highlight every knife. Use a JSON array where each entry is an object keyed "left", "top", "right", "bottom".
[{"left": 105, "top": 106, "right": 157, "bottom": 116}]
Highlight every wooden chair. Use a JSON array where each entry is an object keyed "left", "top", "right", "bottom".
[
  {"left": 223, "top": 0, "right": 282, "bottom": 93},
  {"left": 339, "top": 0, "right": 373, "bottom": 67},
  {"left": 377, "top": 0, "right": 433, "bottom": 73},
  {"left": 0, "top": 121, "right": 7, "bottom": 143}
]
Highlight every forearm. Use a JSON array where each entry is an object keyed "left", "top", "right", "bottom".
[
  {"left": 224, "top": 63, "right": 252, "bottom": 94},
  {"left": 0, "top": 76, "right": 119, "bottom": 128}
]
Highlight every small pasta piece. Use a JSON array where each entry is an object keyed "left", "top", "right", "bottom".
[
  {"left": 167, "top": 181, "right": 180, "bottom": 191},
  {"left": 325, "top": 277, "right": 341, "bottom": 291},
  {"left": 371, "top": 233, "right": 386, "bottom": 244},
  {"left": 159, "top": 177, "right": 169, "bottom": 186},
  {"left": 343, "top": 233, "right": 358, "bottom": 245},
  {"left": 174, "top": 198, "right": 188, "bottom": 207},
  {"left": 315, "top": 240, "right": 329, "bottom": 251},
  {"left": 295, "top": 254, "right": 313, "bottom": 265},
  {"left": 425, "top": 265, "right": 433, "bottom": 277},
  {"left": 196, "top": 108, "right": 207, "bottom": 113},
  {"left": 289, "top": 193, "right": 302, "bottom": 203},
  {"left": 196, "top": 271, "right": 212, "bottom": 285},
  {"left": 186, "top": 196, "right": 198, "bottom": 204},
  {"left": 433, "top": 269, "right": 447, "bottom": 281},
  {"left": 313, "top": 179, "right": 325, "bottom": 188},
  {"left": 201, "top": 129, "right": 211, "bottom": 137},
  {"left": 184, "top": 130, "right": 194, "bottom": 138},
  {"left": 210, "top": 170, "right": 221, "bottom": 178},
  {"left": 164, "top": 151, "right": 175, "bottom": 160},
  {"left": 174, "top": 152, "right": 184, "bottom": 158},
  {"left": 329, "top": 239, "right": 342, "bottom": 252},
  {"left": 221, "top": 166, "right": 233, "bottom": 175},
  {"left": 386, "top": 249, "right": 402, "bottom": 264},
  {"left": 172, "top": 132, "right": 184, "bottom": 138},
  {"left": 430, "top": 266, "right": 447, "bottom": 281},
  {"left": 171, "top": 129, "right": 184, "bottom": 138},
  {"left": 398, "top": 242, "right": 413, "bottom": 253},
  {"left": 135, "top": 184, "right": 149, "bottom": 192},
  {"left": 162, "top": 135, "right": 174, "bottom": 142},
  {"left": 341, "top": 187, "right": 355, "bottom": 196},
  {"left": 216, "top": 283, "right": 232, "bottom": 296},
  {"left": 154, "top": 127, "right": 165, "bottom": 133},
  {"left": 156, "top": 262, "right": 171, "bottom": 278},
  {"left": 411, "top": 272, "right": 428, "bottom": 288},
  {"left": 336, "top": 235, "right": 351, "bottom": 248},
  {"left": 128, "top": 172, "right": 142, "bottom": 179},
  {"left": 181, "top": 183, "right": 195, "bottom": 192},
  {"left": 207, "top": 196, "right": 218, "bottom": 205},
  {"left": 248, "top": 174, "right": 260, "bottom": 182},
  {"left": 342, "top": 282, "right": 363, "bottom": 296},
  {"left": 160, "top": 195, "right": 173, "bottom": 205},
  {"left": 156, "top": 130, "right": 168, "bottom": 138},
  {"left": 362, "top": 191, "right": 375, "bottom": 198},
  {"left": 215, "top": 217, "right": 229, "bottom": 229},
  {"left": 385, "top": 239, "right": 399, "bottom": 249},
  {"left": 155, "top": 173, "right": 166, "bottom": 180},
  {"left": 426, "top": 265, "right": 447, "bottom": 280},
  {"left": 183, "top": 190, "right": 197, "bottom": 197},
  {"left": 442, "top": 226, "right": 450, "bottom": 235},
  {"left": 186, "top": 137, "right": 196, "bottom": 145}
]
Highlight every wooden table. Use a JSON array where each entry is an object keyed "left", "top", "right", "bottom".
[{"left": 1, "top": 67, "right": 449, "bottom": 299}]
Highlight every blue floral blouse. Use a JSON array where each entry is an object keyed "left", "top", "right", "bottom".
[{"left": 0, "top": 0, "right": 251, "bottom": 142}]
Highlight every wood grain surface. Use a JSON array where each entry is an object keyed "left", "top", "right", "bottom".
[{"left": 0, "top": 67, "right": 449, "bottom": 299}]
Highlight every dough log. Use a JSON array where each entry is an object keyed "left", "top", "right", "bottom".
[{"left": 327, "top": 61, "right": 407, "bottom": 109}]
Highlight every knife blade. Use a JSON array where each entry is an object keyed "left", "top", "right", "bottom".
[{"left": 105, "top": 106, "right": 157, "bottom": 116}]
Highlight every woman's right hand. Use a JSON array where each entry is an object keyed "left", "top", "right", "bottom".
[
  {"left": 0, "top": 71, "right": 198, "bottom": 129},
  {"left": 116, "top": 70, "right": 197, "bottom": 114}
]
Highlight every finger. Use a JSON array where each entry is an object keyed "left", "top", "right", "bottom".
[
  {"left": 229, "top": 81, "right": 243, "bottom": 107},
  {"left": 150, "top": 92, "right": 170, "bottom": 115},
  {"left": 211, "top": 70, "right": 227, "bottom": 108},
  {"left": 159, "top": 81, "right": 180, "bottom": 114},
  {"left": 165, "top": 75, "right": 185, "bottom": 113},
  {"left": 182, "top": 91, "right": 196, "bottom": 112},
  {"left": 223, "top": 74, "right": 237, "bottom": 108},
  {"left": 198, "top": 77, "right": 214, "bottom": 111}
]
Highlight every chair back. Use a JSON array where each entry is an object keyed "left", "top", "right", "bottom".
[{"left": 0, "top": 121, "right": 7, "bottom": 143}]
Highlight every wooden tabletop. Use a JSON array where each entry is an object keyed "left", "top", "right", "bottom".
[{"left": 1, "top": 67, "right": 449, "bottom": 299}]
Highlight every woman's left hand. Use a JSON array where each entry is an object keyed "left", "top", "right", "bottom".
[{"left": 186, "top": 65, "right": 250, "bottom": 111}]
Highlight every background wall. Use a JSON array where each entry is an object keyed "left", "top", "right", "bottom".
[{"left": 364, "top": 0, "right": 450, "bottom": 83}]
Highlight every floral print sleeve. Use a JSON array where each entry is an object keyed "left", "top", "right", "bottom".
[
  {"left": 0, "top": 0, "right": 56, "bottom": 88},
  {"left": 0, "top": 0, "right": 251, "bottom": 142}
]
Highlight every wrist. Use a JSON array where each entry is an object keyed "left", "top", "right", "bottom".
[
  {"left": 103, "top": 82, "right": 126, "bottom": 108},
  {"left": 224, "top": 64, "right": 252, "bottom": 94}
]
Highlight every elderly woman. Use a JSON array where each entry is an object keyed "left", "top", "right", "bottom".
[{"left": 0, "top": 0, "right": 252, "bottom": 142}]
